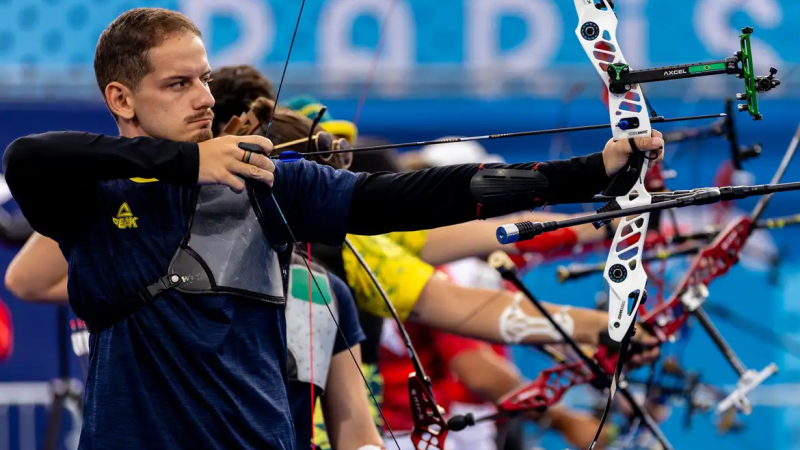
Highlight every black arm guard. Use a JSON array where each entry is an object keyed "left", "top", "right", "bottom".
[{"left": 469, "top": 166, "right": 549, "bottom": 219}]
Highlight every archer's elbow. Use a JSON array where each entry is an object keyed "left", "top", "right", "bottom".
[
  {"left": 5, "top": 269, "right": 50, "bottom": 301},
  {"left": 2, "top": 135, "right": 37, "bottom": 180}
]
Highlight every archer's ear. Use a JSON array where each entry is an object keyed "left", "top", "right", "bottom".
[{"left": 105, "top": 81, "right": 136, "bottom": 120}]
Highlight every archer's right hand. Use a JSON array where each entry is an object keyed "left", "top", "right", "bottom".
[{"left": 197, "top": 135, "right": 275, "bottom": 192}]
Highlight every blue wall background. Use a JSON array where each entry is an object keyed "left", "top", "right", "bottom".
[
  {"left": 1, "top": 0, "right": 800, "bottom": 448},
  {"left": 1, "top": 0, "right": 799, "bottom": 100}
]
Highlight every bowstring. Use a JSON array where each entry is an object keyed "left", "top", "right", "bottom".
[
  {"left": 307, "top": 243, "right": 315, "bottom": 446},
  {"left": 263, "top": 0, "right": 307, "bottom": 139},
  {"left": 345, "top": 3, "right": 404, "bottom": 442},
  {"left": 295, "top": 241, "right": 402, "bottom": 450},
  {"left": 265, "top": 2, "right": 401, "bottom": 449},
  {"left": 351, "top": 0, "right": 400, "bottom": 127}
]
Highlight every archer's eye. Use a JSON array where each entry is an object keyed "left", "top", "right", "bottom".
[{"left": 169, "top": 80, "right": 189, "bottom": 91}]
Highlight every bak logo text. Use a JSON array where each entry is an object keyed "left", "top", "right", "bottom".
[{"left": 113, "top": 202, "right": 139, "bottom": 229}]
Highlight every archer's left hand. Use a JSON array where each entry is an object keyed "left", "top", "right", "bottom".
[{"left": 602, "top": 129, "right": 665, "bottom": 177}]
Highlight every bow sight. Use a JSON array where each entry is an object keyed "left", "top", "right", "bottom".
[{"left": 606, "top": 27, "right": 780, "bottom": 120}]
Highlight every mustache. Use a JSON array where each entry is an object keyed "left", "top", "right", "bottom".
[{"left": 186, "top": 110, "right": 214, "bottom": 123}]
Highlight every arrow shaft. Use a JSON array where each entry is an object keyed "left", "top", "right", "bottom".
[
  {"left": 275, "top": 113, "right": 725, "bottom": 160},
  {"left": 498, "top": 181, "right": 800, "bottom": 245}
]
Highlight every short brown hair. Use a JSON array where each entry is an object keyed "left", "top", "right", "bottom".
[
  {"left": 94, "top": 8, "right": 201, "bottom": 114},
  {"left": 209, "top": 65, "right": 276, "bottom": 133}
]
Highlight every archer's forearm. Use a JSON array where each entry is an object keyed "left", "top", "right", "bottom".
[
  {"left": 546, "top": 302, "right": 607, "bottom": 347},
  {"left": 322, "top": 347, "right": 385, "bottom": 450},
  {"left": 409, "top": 276, "right": 604, "bottom": 346},
  {"left": 345, "top": 153, "right": 611, "bottom": 235},
  {"left": 448, "top": 348, "right": 523, "bottom": 403},
  {"left": 3, "top": 132, "right": 199, "bottom": 184},
  {"left": 23, "top": 277, "right": 70, "bottom": 304},
  {"left": 5, "top": 233, "right": 69, "bottom": 302},
  {"left": 419, "top": 212, "right": 607, "bottom": 266}
]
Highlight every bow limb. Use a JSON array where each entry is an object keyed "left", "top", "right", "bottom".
[{"left": 344, "top": 239, "right": 448, "bottom": 450}]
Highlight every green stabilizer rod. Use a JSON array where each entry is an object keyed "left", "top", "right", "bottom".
[
  {"left": 737, "top": 27, "right": 780, "bottom": 120},
  {"left": 606, "top": 27, "right": 780, "bottom": 120}
]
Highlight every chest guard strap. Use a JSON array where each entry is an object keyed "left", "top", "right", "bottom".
[
  {"left": 84, "top": 274, "right": 183, "bottom": 332},
  {"left": 84, "top": 185, "right": 290, "bottom": 333}
]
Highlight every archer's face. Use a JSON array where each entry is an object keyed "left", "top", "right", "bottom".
[{"left": 132, "top": 32, "right": 215, "bottom": 143}]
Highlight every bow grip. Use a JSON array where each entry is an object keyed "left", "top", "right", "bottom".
[
  {"left": 240, "top": 142, "right": 274, "bottom": 200},
  {"left": 602, "top": 147, "right": 647, "bottom": 197},
  {"left": 238, "top": 142, "right": 266, "bottom": 154}
]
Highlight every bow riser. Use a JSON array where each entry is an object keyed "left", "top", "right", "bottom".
[
  {"left": 497, "top": 343, "right": 624, "bottom": 414},
  {"left": 575, "top": 0, "right": 653, "bottom": 342},
  {"left": 574, "top": 1, "right": 653, "bottom": 142},
  {"left": 487, "top": 250, "right": 675, "bottom": 450},
  {"left": 639, "top": 216, "right": 753, "bottom": 341},
  {"left": 499, "top": 361, "right": 594, "bottom": 413},
  {"left": 408, "top": 373, "right": 448, "bottom": 450},
  {"left": 637, "top": 216, "right": 779, "bottom": 419}
]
